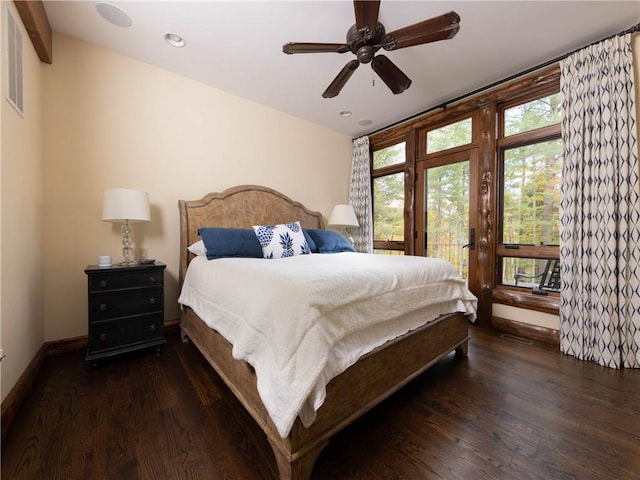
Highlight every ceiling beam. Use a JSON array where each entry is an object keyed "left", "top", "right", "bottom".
[{"left": 14, "top": 1, "right": 52, "bottom": 64}]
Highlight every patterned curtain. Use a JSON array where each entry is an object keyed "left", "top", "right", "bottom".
[
  {"left": 349, "top": 136, "right": 373, "bottom": 253},
  {"left": 559, "top": 33, "right": 640, "bottom": 369}
]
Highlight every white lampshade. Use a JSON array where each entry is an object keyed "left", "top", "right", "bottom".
[
  {"left": 328, "top": 204, "right": 359, "bottom": 227},
  {"left": 102, "top": 188, "right": 150, "bottom": 223}
]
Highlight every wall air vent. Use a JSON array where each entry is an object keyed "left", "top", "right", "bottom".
[{"left": 5, "top": 5, "right": 23, "bottom": 115}]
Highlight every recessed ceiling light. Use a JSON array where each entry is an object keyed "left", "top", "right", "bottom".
[
  {"left": 358, "top": 119, "right": 373, "bottom": 126},
  {"left": 165, "top": 33, "right": 186, "bottom": 48},
  {"left": 95, "top": 2, "right": 132, "bottom": 28},
  {"left": 339, "top": 111, "right": 352, "bottom": 117}
]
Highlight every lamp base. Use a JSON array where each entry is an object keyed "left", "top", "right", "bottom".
[{"left": 120, "top": 222, "right": 136, "bottom": 265}]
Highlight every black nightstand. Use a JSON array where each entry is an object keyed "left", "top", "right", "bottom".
[{"left": 84, "top": 262, "right": 166, "bottom": 365}]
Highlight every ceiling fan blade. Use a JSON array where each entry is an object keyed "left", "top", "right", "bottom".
[
  {"left": 283, "top": 42, "right": 350, "bottom": 54},
  {"left": 382, "top": 11, "right": 460, "bottom": 51},
  {"left": 322, "top": 60, "right": 360, "bottom": 98},
  {"left": 354, "top": 0, "right": 380, "bottom": 38},
  {"left": 371, "top": 55, "right": 411, "bottom": 95}
]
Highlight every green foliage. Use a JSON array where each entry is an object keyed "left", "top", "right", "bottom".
[
  {"left": 373, "top": 143, "right": 405, "bottom": 169},
  {"left": 427, "top": 118, "right": 472, "bottom": 154},
  {"left": 502, "top": 139, "right": 562, "bottom": 246},
  {"left": 425, "top": 162, "right": 469, "bottom": 277},
  {"left": 373, "top": 172, "right": 404, "bottom": 242},
  {"left": 504, "top": 93, "right": 562, "bottom": 136}
]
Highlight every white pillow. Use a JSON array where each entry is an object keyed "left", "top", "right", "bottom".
[
  {"left": 187, "top": 240, "right": 207, "bottom": 256},
  {"left": 253, "top": 221, "right": 311, "bottom": 259}
]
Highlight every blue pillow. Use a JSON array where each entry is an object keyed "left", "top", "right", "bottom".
[
  {"left": 305, "top": 229, "right": 355, "bottom": 253},
  {"left": 303, "top": 229, "right": 318, "bottom": 253},
  {"left": 197, "top": 227, "right": 263, "bottom": 260}
]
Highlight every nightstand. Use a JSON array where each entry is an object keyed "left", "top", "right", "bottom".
[{"left": 84, "top": 262, "right": 166, "bottom": 365}]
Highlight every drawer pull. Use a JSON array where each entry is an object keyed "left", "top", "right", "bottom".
[
  {"left": 99, "top": 304, "right": 108, "bottom": 312},
  {"left": 149, "top": 276, "right": 157, "bottom": 284},
  {"left": 99, "top": 333, "right": 108, "bottom": 341},
  {"left": 149, "top": 297, "right": 156, "bottom": 305},
  {"left": 99, "top": 280, "right": 108, "bottom": 288},
  {"left": 149, "top": 324, "right": 157, "bottom": 332}
]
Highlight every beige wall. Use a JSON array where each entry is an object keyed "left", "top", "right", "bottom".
[
  {"left": 0, "top": 2, "right": 45, "bottom": 402},
  {"left": 42, "top": 33, "right": 352, "bottom": 342}
]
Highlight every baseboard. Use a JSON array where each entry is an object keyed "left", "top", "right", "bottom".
[
  {"left": 1, "top": 343, "right": 48, "bottom": 442},
  {"left": 492, "top": 316, "right": 559, "bottom": 346},
  {"left": 1, "top": 317, "right": 181, "bottom": 442}
]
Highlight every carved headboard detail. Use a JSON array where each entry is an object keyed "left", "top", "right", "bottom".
[{"left": 178, "top": 185, "right": 324, "bottom": 286}]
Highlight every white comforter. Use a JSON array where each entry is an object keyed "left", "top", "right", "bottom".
[{"left": 178, "top": 252, "right": 477, "bottom": 437}]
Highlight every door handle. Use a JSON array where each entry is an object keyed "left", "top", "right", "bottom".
[{"left": 462, "top": 228, "right": 475, "bottom": 250}]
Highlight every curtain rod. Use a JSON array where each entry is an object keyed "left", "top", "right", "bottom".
[{"left": 362, "top": 21, "right": 640, "bottom": 138}]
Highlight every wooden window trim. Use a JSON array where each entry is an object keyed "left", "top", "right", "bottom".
[
  {"left": 496, "top": 244, "right": 559, "bottom": 258},
  {"left": 493, "top": 288, "right": 560, "bottom": 315},
  {"left": 498, "top": 124, "right": 561, "bottom": 149}
]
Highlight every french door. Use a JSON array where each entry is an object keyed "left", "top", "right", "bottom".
[{"left": 416, "top": 149, "right": 479, "bottom": 294}]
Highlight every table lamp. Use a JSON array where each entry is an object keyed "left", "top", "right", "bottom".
[
  {"left": 328, "top": 204, "right": 359, "bottom": 244},
  {"left": 102, "top": 188, "right": 150, "bottom": 265}
]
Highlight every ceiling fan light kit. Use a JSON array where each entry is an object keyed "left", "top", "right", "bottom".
[{"left": 282, "top": 0, "right": 460, "bottom": 98}]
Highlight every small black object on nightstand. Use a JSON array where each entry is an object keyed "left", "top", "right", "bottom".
[{"left": 84, "top": 262, "right": 166, "bottom": 365}]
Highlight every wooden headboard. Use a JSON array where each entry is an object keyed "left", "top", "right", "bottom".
[{"left": 178, "top": 185, "right": 324, "bottom": 286}]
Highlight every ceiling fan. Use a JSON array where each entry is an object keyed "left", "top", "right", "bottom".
[{"left": 282, "top": 1, "right": 460, "bottom": 98}]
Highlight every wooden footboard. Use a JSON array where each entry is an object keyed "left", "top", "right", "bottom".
[{"left": 181, "top": 307, "right": 469, "bottom": 480}]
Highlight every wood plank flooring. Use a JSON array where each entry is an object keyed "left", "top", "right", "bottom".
[{"left": 2, "top": 326, "right": 639, "bottom": 479}]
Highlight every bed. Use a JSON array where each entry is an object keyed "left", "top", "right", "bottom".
[{"left": 178, "top": 185, "right": 476, "bottom": 480}]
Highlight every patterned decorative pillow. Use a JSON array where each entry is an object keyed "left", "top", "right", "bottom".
[{"left": 253, "top": 221, "right": 311, "bottom": 259}]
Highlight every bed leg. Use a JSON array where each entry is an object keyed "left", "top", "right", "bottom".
[
  {"left": 455, "top": 340, "right": 468, "bottom": 358},
  {"left": 180, "top": 326, "right": 189, "bottom": 343},
  {"left": 268, "top": 440, "right": 327, "bottom": 480}
]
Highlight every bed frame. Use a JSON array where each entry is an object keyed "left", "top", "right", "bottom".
[{"left": 178, "top": 185, "right": 470, "bottom": 480}]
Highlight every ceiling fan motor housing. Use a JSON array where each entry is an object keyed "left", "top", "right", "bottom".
[{"left": 347, "top": 23, "right": 385, "bottom": 64}]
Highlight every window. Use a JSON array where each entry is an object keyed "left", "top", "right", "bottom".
[
  {"left": 502, "top": 139, "right": 562, "bottom": 247},
  {"left": 497, "top": 91, "right": 562, "bottom": 292},
  {"left": 504, "top": 93, "right": 561, "bottom": 136},
  {"left": 426, "top": 117, "right": 473, "bottom": 154},
  {"left": 5, "top": 5, "right": 23, "bottom": 115},
  {"left": 424, "top": 161, "right": 470, "bottom": 278},
  {"left": 372, "top": 141, "right": 406, "bottom": 254}
]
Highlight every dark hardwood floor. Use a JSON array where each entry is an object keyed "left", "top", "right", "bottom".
[{"left": 2, "top": 326, "right": 639, "bottom": 480}]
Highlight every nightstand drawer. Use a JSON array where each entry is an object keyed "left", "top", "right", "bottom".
[
  {"left": 89, "top": 288, "right": 163, "bottom": 321},
  {"left": 89, "top": 270, "right": 163, "bottom": 292},
  {"left": 89, "top": 314, "right": 164, "bottom": 353}
]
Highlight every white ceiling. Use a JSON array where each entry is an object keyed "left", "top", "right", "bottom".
[{"left": 43, "top": 1, "right": 640, "bottom": 137}]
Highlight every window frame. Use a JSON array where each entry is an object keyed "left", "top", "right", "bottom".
[
  {"left": 494, "top": 86, "right": 562, "bottom": 309},
  {"left": 418, "top": 115, "right": 477, "bottom": 160},
  {"left": 371, "top": 136, "right": 408, "bottom": 254}
]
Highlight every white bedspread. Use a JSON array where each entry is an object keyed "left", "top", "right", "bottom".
[{"left": 178, "top": 252, "right": 477, "bottom": 437}]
